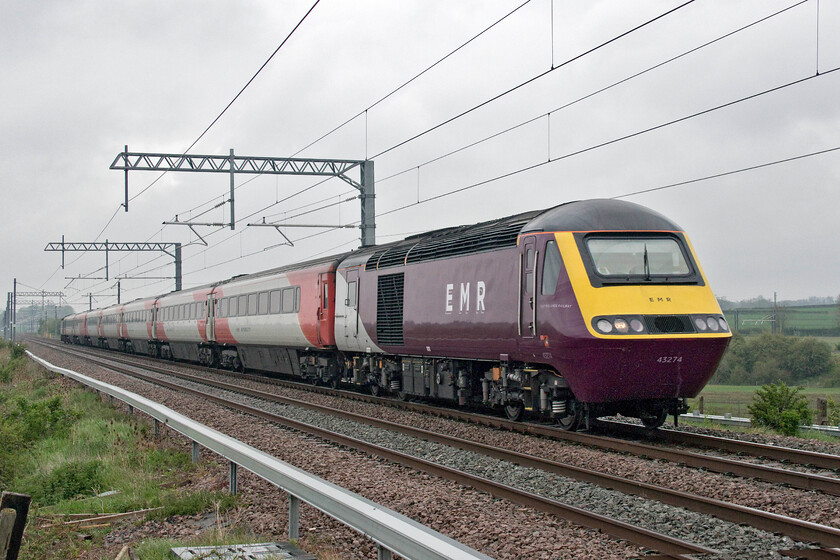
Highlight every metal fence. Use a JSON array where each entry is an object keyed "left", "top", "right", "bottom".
[{"left": 27, "top": 351, "right": 494, "bottom": 560}]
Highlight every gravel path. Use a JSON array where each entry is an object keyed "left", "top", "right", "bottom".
[{"left": 32, "top": 344, "right": 838, "bottom": 559}]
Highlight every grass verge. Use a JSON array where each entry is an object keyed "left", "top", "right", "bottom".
[{"left": 0, "top": 342, "right": 271, "bottom": 559}]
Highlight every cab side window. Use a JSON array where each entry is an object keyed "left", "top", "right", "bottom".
[{"left": 541, "top": 240, "right": 564, "bottom": 296}]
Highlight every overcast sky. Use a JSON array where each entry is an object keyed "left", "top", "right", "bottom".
[{"left": 2, "top": 0, "right": 838, "bottom": 312}]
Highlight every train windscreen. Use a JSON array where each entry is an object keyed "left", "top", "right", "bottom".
[{"left": 586, "top": 237, "right": 690, "bottom": 279}]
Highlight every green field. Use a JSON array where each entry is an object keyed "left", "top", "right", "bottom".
[{"left": 688, "top": 385, "right": 840, "bottom": 420}]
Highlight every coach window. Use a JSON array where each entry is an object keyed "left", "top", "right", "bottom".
[
  {"left": 269, "top": 290, "right": 281, "bottom": 314},
  {"left": 541, "top": 240, "right": 563, "bottom": 296},
  {"left": 323, "top": 283, "right": 329, "bottom": 309},
  {"left": 281, "top": 287, "right": 295, "bottom": 314},
  {"left": 348, "top": 281, "right": 357, "bottom": 308},
  {"left": 258, "top": 292, "right": 269, "bottom": 315},
  {"left": 219, "top": 298, "right": 228, "bottom": 318},
  {"left": 248, "top": 293, "right": 258, "bottom": 316},
  {"left": 238, "top": 295, "right": 247, "bottom": 317}
]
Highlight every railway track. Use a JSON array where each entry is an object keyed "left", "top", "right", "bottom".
[
  {"left": 595, "top": 420, "right": 840, "bottom": 472},
  {"left": 36, "top": 339, "right": 840, "bottom": 474},
  {"left": 31, "top": 340, "right": 714, "bottom": 559},
  {"left": 28, "top": 339, "right": 840, "bottom": 557}
]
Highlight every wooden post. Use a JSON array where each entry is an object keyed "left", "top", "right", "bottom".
[
  {"left": 817, "top": 398, "right": 828, "bottom": 425},
  {"left": 699, "top": 396, "right": 704, "bottom": 415},
  {"left": 0, "top": 492, "right": 30, "bottom": 560},
  {"left": 0, "top": 509, "right": 16, "bottom": 559}
]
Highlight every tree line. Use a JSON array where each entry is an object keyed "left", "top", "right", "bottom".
[{"left": 712, "top": 333, "right": 840, "bottom": 386}]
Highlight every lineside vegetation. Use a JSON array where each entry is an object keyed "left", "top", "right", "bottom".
[{"left": 0, "top": 341, "right": 247, "bottom": 560}]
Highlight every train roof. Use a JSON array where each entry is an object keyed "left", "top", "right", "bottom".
[
  {"left": 521, "top": 199, "right": 682, "bottom": 234},
  {"left": 360, "top": 199, "right": 681, "bottom": 271}
]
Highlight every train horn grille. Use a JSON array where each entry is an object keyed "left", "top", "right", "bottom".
[{"left": 645, "top": 315, "right": 692, "bottom": 334}]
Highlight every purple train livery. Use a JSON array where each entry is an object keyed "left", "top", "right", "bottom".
[{"left": 62, "top": 199, "right": 731, "bottom": 430}]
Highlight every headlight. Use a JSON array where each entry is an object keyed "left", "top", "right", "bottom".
[
  {"left": 694, "top": 318, "right": 708, "bottom": 331},
  {"left": 718, "top": 317, "right": 729, "bottom": 332},
  {"left": 592, "top": 316, "right": 646, "bottom": 335},
  {"left": 706, "top": 317, "right": 720, "bottom": 331},
  {"left": 596, "top": 319, "right": 613, "bottom": 333}
]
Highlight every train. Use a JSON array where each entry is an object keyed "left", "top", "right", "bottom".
[{"left": 61, "top": 199, "right": 731, "bottom": 430}]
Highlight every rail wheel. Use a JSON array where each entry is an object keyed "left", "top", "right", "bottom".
[
  {"left": 640, "top": 407, "right": 668, "bottom": 430},
  {"left": 504, "top": 401, "right": 524, "bottom": 422},
  {"left": 556, "top": 407, "right": 582, "bottom": 431},
  {"left": 369, "top": 383, "right": 381, "bottom": 397}
]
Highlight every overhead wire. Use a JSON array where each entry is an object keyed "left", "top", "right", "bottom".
[
  {"left": 54, "top": 1, "right": 828, "bottom": 307},
  {"left": 128, "top": 0, "right": 322, "bottom": 204},
  {"left": 50, "top": 0, "right": 323, "bottom": 296},
  {"left": 151, "top": 0, "right": 569, "bottom": 247},
  {"left": 290, "top": 0, "right": 535, "bottom": 158},
  {"left": 80, "top": 0, "right": 815, "bottom": 300},
  {"left": 374, "top": 0, "right": 809, "bottom": 187},
  {"left": 69, "top": 0, "right": 698, "bottom": 298},
  {"left": 376, "top": 66, "right": 839, "bottom": 218},
  {"left": 370, "top": 0, "right": 696, "bottom": 159}
]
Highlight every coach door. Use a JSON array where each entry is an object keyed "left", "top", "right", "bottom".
[
  {"left": 343, "top": 268, "right": 360, "bottom": 346},
  {"left": 317, "top": 272, "right": 332, "bottom": 346},
  {"left": 205, "top": 295, "right": 215, "bottom": 342},
  {"left": 519, "top": 236, "right": 536, "bottom": 338}
]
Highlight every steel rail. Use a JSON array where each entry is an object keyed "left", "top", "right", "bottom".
[
  {"left": 33, "top": 342, "right": 713, "bottom": 559},
  {"left": 31, "top": 339, "right": 840, "bottom": 497},
  {"left": 50, "top": 343, "right": 840, "bottom": 550},
  {"left": 595, "top": 419, "right": 840, "bottom": 471},
  {"left": 32, "top": 341, "right": 840, "bottom": 555}
]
